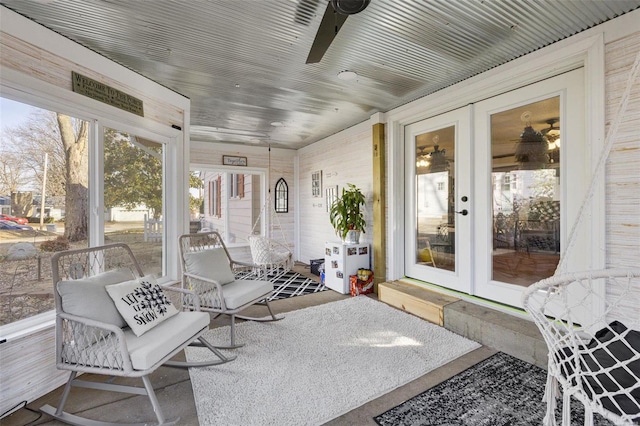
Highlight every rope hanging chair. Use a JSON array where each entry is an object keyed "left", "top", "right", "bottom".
[
  {"left": 247, "top": 145, "right": 293, "bottom": 277},
  {"left": 522, "top": 50, "right": 640, "bottom": 426}
]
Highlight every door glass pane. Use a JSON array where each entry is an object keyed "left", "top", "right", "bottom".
[
  {"left": 491, "top": 97, "right": 561, "bottom": 286},
  {"left": 415, "top": 126, "right": 455, "bottom": 271},
  {"left": 0, "top": 97, "right": 88, "bottom": 325},
  {"left": 104, "top": 128, "right": 164, "bottom": 278}
]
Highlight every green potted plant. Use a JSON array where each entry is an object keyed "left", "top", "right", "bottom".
[{"left": 329, "top": 183, "right": 366, "bottom": 244}]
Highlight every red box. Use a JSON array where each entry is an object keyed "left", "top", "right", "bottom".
[{"left": 349, "top": 274, "right": 374, "bottom": 297}]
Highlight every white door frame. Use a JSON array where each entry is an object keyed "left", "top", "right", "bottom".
[{"left": 386, "top": 32, "right": 605, "bottom": 314}]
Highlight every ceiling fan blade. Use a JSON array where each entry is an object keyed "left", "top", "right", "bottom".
[{"left": 305, "top": 2, "right": 348, "bottom": 64}]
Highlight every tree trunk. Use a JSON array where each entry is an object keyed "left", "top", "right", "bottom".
[{"left": 57, "top": 114, "right": 88, "bottom": 242}]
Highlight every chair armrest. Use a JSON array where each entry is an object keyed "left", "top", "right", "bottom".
[
  {"left": 161, "top": 283, "right": 197, "bottom": 310},
  {"left": 57, "top": 312, "right": 134, "bottom": 374},
  {"left": 182, "top": 272, "right": 227, "bottom": 310},
  {"left": 183, "top": 272, "right": 225, "bottom": 288}
]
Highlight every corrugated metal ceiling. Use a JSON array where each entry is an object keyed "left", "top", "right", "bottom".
[{"left": 1, "top": 0, "right": 639, "bottom": 149}]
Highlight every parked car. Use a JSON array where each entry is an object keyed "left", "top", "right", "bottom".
[
  {"left": 0, "top": 214, "right": 29, "bottom": 224},
  {"left": 0, "top": 220, "right": 34, "bottom": 231}
]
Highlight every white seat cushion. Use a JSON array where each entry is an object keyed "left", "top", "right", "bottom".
[
  {"left": 219, "top": 279, "right": 273, "bottom": 310},
  {"left": 125, "top": 311, "right": 210, "bottom": 370}
]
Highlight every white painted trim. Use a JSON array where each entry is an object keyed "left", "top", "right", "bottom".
[
  {"left": 386, "top": 118, "right": 405, "bottom": 280},
  {"left": 603, "top": 8, "right": 640, "bottom": 43},
  {"left": 370, "top": 112, "right": 386, "bottom": 125},
  {"left": 294, "top": 153, "right": 301, "bottom": 262},
  {"left": 190, "top": 163, "right": 268, "bottom": 175},
  {"left": 190, "top": 141, "right": 295, "bottom": 156},
  {"left": 0, "top": 312, "right": 54, "bottom": 343}
]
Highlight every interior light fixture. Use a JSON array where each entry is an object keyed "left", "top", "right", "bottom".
[
  {"left": 416, "top": 136, "right": 449, "bottom": 172},
  {"left": 515, "top": 111, "right": 549, "bottom": 170},
  {"left": 337, "top": 70, "right": 358, "bottom": 81}
]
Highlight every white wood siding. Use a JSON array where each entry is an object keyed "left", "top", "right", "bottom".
[
  {"left": 604, "top": 30, "right": 640, "bottom": 321},
  {"left": 297, "top": 122, "right": 373, "bottom": 266},
  {"left": 0, "top": 32, "right": 184, "bottom": 127}
]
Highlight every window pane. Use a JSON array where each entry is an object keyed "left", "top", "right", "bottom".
[
  {"left": 415, "top": 126, "right": 455, "bottom": 271},
  {"left": 491, "top": 97, "right": 561, "bottom": 286},
  {"left": 0, "top": 97, "right": 88, "bottom": 325},
  {"left": 103, "top": 128, "right": 164, "bottom": 278}
]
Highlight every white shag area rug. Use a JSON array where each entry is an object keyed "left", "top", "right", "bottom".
[{"left": 186, "top": 296, "right": 480, "bottom": 426}]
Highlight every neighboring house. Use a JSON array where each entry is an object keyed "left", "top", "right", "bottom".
[
  {"left": 105, "top": 205, "right": 154, "bottom": 222},
  {"left": 201, "top": 171, "right": 261, "bottom": 243}
]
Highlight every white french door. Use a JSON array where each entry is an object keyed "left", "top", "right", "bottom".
[
  {"left": 473, "top": 68, "right": 587, "bottom": 308},
  {"left": 405, "top": 69, "right": 593, "bottom": 311},
  {"left": 404, "top": 106, "right": 472, "bottom": 293}
]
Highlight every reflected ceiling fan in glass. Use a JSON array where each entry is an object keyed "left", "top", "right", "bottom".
[
  {"left": 515, "top": 111, "right": 549, "bottom": 170},
  {"left": 542, "top": 118, "right": 561, "bottom": 165},
  {"left": 416, "top": 135, "right": 449, "bottom": 173}
]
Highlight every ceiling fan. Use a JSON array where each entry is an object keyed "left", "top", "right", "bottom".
[
  {"left": 305, "top": 0, "right": 371, "bottom": 64},
  {"left": 540, "top": 118, "right": 560, "bottom": 143}
]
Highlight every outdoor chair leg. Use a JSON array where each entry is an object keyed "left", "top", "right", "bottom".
[
  {"left": 235, "top": 299, "right": 283, "bottom": 323},
  {"left": 41, "top": 372, "right": 179, "bottom": 425},
  {"left": 214, "top": 304, "right": 284, "bottom": 349},
  {"left": 164, "top": 336, "right": 237, "bottom": 368},
  {"left": 209, "top": 313, "right": 245, "bottom": 350},
  {"left": 54, "top": 371, "right": 76, "bottom": 417}
]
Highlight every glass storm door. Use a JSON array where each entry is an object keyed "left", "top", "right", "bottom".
[
  {"left": 405, "top": 106, "right": 471, "bottom": 294},
  {"left": 473, "top": 69, "right": 588, "bottom": 308}
]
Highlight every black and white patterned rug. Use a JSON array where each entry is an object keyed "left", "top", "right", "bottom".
[
  {"left": 265, "top": 270, "right": 325, "bottom": 301},
  {"left": 374, "top": 352, "right": 615, "bottom": 426}
]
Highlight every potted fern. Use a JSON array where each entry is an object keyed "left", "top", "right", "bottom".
[{"left": 329, "top": 183, "right": 366, "bottom": 244}]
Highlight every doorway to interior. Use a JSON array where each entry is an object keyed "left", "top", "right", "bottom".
[{"left": 404, "top": 68, "right": 591, "bottom": 310}]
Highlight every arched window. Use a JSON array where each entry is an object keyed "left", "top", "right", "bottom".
[{"left": 275, "top": 178, "right": 288, "bottom": 213}]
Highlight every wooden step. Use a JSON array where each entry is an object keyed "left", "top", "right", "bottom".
[
  {"left": 377, "top": 281, "right": 459, "bottom": 326},
  {"left": 377, "top": 280, "right": 548, "bottom": 368}
]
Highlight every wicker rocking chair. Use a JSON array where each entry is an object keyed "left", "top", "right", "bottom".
[
  {"left": 523, "top": 269, "right": 640, "bottom": 426},
  {"left": 41, "top": 243, "right": 234, "bottom": 426},
  {"left": 179, "top": 231, "right": 283, "bottom": 349}
]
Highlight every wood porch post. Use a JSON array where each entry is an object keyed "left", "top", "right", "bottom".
[{"left": 371, "top": 114, "right": 386, "bottom": 292}]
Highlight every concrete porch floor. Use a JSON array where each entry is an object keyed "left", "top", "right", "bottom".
[{"left": 4, "top": 266, "right": 545, "bottom": 426}]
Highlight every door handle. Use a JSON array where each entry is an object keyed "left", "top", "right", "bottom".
[{"left": 456, "top": 209, "right": 469, "bottom": 216}]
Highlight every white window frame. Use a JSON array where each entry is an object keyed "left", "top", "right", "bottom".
[{"left": 0, "top": 75, "right": 184, "bottom": 341}]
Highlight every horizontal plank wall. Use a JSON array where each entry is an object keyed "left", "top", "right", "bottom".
[
  {"left": 296, "top": 122, "right": 373, "bottom": 266},
  {"left": 190, "top": 142, "right": 296, "bottom": 250},
  {"left": 0, "top": 9, "right": 189, "bottom": 414},
  {"left": 604, "top": 30, "right": 640, "bottom": 320}
]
